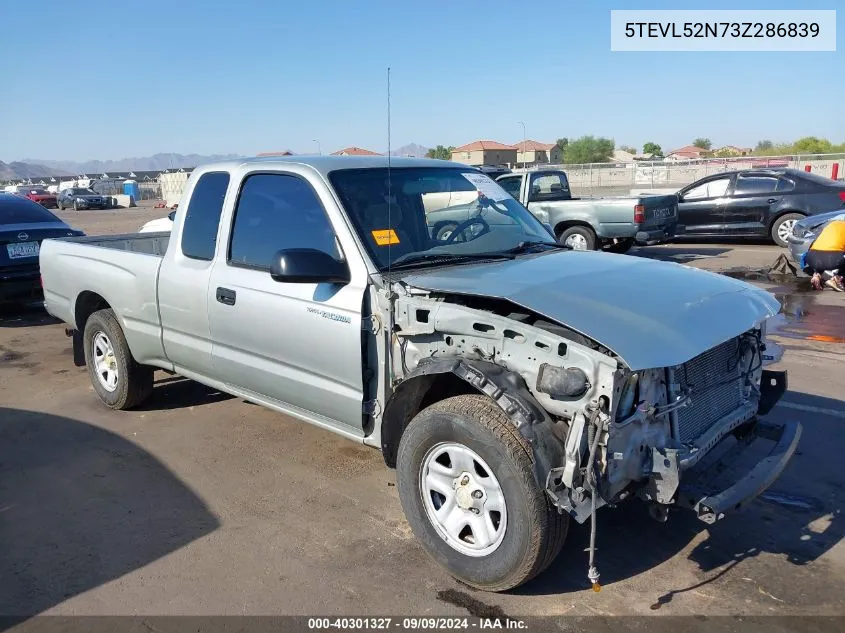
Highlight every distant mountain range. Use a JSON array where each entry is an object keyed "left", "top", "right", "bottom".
[
  {"left": 0, "top": 160, "right": 73, "bottom": 181},
  {"left": 3, "top": 145, "right": 433, "bottom": 181},
  {"left": 18, "top": 153, "right": 243, "bottom": 176}
]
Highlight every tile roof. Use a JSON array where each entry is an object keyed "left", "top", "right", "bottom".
[
  {"left": 452, "top": 140, "right": 517, "bottom": 152},
  {"left": 330, "top": 147, "right": 381, "bottom": 156},
  {"left": 513, "top": 140, "right": 555, "bottom": 151},
  {"left": 669, "top": 144, "right": 709, "bottom": 156}
]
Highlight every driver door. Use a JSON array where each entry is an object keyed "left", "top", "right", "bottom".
[{"left": 207, "top": 172, "right": 367, "bottom": 434}]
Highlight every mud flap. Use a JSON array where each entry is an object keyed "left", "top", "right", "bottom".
[
  {"left": 66, "top": 328, "right": 85, "bottom": 367},
  {"left": 678, "top": 419, "right": 802, "bottom": 524}
]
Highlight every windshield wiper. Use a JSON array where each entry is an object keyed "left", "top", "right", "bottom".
[
  {"left": 504, "top": 241, "right": 568, "bottom": 254},
  {"left": 389, "top": 251, "right": 515, "bottom": 269}
]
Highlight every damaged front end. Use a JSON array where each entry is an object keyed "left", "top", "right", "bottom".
[{"left": 384, "top": 279, "right": 801, "bottom": 588}]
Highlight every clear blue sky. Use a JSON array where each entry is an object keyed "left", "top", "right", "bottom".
[{"left": 1, "top": 0, "right": 841, "bottom": 161}]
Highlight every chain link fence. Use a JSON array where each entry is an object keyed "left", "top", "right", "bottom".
[{"left": 543, "top": 153, "right": 845, "bottom": 197}]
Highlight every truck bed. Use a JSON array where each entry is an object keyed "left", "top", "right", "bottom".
[
  {"left": 39, "top": 233, "right": 169, "bottom": 366},
  {"left": 66, "top": 232, "right": 170, "bottom": 256}
]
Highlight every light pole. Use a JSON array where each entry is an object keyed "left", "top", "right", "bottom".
[
  {"left": 518, "top": 121, "right": 526, "bottom": 168},
  {"left": 313, "top": 139, "right": 321, "bottom": 155}
]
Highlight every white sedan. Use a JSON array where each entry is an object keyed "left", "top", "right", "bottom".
[{"left": 139, "top": 210, "right": 175, "bottom": 233}]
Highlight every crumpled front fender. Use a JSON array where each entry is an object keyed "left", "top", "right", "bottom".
[{"left": 381, "top": 357, "right": 567, "bottom": 493}]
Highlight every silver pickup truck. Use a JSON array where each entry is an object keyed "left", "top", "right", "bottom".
[
  {"left": 494, "top": 169, "right": 680, "bottom": 252},
  {"left": 40, "top": 156, "right": 800, "bottom": 592}
]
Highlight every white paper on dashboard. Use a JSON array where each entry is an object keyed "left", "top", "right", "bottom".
[{"left": 461, "top": 172, "right": 511, "bottom": 201}]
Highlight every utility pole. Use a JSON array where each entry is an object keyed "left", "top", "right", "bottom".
[{"left": 518, "top": 121, "right": 526, "bottom": 168}]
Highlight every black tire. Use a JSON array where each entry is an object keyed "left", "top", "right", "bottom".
[
  {"left": 603, "top": 237, "right": 635, "bottom": 254},
  {"left": 396, "top": 394, "right": 569, "bottom": 592},
  {"left": 83, "top": 308, "right": 154, "bottom": 410},
  {"left": 771, "top": 212, "right": 804, "bottom": 248},
  {"left": 434, "top": 222, "right": 459, "bottom": 241},
  {"left": 558, "top": 225, "right": 597, "bottom": 251}
]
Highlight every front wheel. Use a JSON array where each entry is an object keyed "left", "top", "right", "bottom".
[
  {"left": 434, "top": 222, "right": 459, "bottom": 241},
  {"left": 771, "top": 213, "right": 804, "bottom": 248},
  {"left": 396, "top": 395, "right": 568, "bottom": 592},
  {"left": 83, "top": 308, "right": 154, "bottom": 410}
]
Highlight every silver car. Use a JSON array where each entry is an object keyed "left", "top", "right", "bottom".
[{"left": 787, "top": 209, "right": 845, "bottom": 268}]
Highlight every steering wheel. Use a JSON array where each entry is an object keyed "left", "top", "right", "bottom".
[{"left": 442, "top": 217, "right": 490, "bottom": 244}]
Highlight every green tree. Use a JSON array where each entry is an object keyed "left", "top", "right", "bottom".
[
  {"left": 642, "top": 142, "right": 662, "bottom": 157},
  {"left": 755, "top": 140, "right": 773, "bottom": 152},
  {"left": 425, "top": 145, "right": 455, "bottom": 160},
  {"left": 692, "top": 138, "right": 712, "bottom": 150},
  {"left": 792, "top": 136, "right": 833, "bottom": 154},
  {"left": 562, "top": 135, "right": 615, "bottom": 164},
  {"left": 619, "top": 145, "right": 637, "bottom": 154},
  {"left": 555, "top": 138, "right": 569, "bottom": 152}
]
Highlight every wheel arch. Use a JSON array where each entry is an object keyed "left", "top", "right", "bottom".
[
  {"left": 380, "top": 358, "right": 566, "bottom": 491},
  {"left": 553, "top": 219, "right": 597, "bottom": 239},
  {"left": 74, "top": 290, "right": 112, "bottom": 332},
  {"left": 766, "top": 208, "right": 805, "bottom": 231}
]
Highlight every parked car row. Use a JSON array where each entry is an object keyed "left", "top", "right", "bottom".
[
  {"left": 33, "top": 156, "right": 800, "bottom": 593},
  {"left": 132, "top": 165, "right": 845, "bottom": 255},
  {"left": 4, "top": 184, "right": 114, "bottom": 211}
]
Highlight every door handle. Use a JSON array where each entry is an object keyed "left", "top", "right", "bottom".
[
  {"left": 767, "top": 198, "right": 778, "bottom": 204},
  {"left": 216, "top": 287, "right": 236, "bottom": 306}
]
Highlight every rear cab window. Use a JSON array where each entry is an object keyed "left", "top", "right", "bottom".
[
  {"left": 527, "top": 172, "right": 570, "bottom": 202},
  {"left": 181, "top": 171, "right": 230, "bottom": 260}
]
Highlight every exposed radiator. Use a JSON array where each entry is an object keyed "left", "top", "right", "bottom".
[{"left": 674, "top": 337, "right": 746, "bottom": 444}]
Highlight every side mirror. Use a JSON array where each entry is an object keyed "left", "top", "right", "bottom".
[
  {"left": 270, "top": 248, "right": 350, "bottom": 284},
  {"left": 167, "top": 210, "right": 176, "bottom": 221}
]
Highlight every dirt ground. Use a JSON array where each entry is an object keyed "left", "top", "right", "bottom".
[{"left": 1, "top": 206, "right": 844, "bottom": 620}]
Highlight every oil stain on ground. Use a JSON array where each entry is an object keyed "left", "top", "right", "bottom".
[
  {"left": 436, "top": 589, "right": 508, "bottom": 619},
  {"left": 721, "top": 268, "right": 845, "bottom": 344}
]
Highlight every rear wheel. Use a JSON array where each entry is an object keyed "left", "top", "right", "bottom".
[
  {"left": 396, "top": 395, "right": 569, "bottom": 592},
  {"left": 558, "top": 225, "right": 597, "bottom": 251},
  {"left": 771, "top": 213, "right": 804, "bottom": 248},
  {"left": 83, "top": 309, "right": 154, "bottom": 410}
]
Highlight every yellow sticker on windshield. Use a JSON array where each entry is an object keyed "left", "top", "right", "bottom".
[{"left": 372, "top": 229, "right": 400, "bottom": 246}]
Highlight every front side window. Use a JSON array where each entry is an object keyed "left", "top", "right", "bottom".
[
  {"left": 682, "top": 182, "right": 708, "bottom": 200},
  {"left": 181, "top": 171, "right": 230, "bottom": 261},
  {"left": 228, "top": 173, "right": 340, "bottom": 270},
  {"left": 706, "top": 177, "right": 731, "bottom": 198},
  {"left": 329, "top": 167, "right": 555, "bottom": 271}
]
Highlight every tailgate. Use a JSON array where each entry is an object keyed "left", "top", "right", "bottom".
[{"left": 637, "top": 194, "right": 679, "bottom": 228}]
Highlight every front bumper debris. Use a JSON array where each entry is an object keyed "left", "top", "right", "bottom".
[{"left": 678, "top": 418, "right": 802, "bottom": 524}]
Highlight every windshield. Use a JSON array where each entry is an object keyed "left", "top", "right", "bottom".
[
  {"left": 329, "top": 167, "right": 555, "bottom": 270},
  {"left": 70, "top": 188, "right": 96, "bottom": 195}
]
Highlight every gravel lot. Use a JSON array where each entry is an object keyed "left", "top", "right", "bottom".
[{"left": 1, "top": 206, "right": 844, "bottom": 620}]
